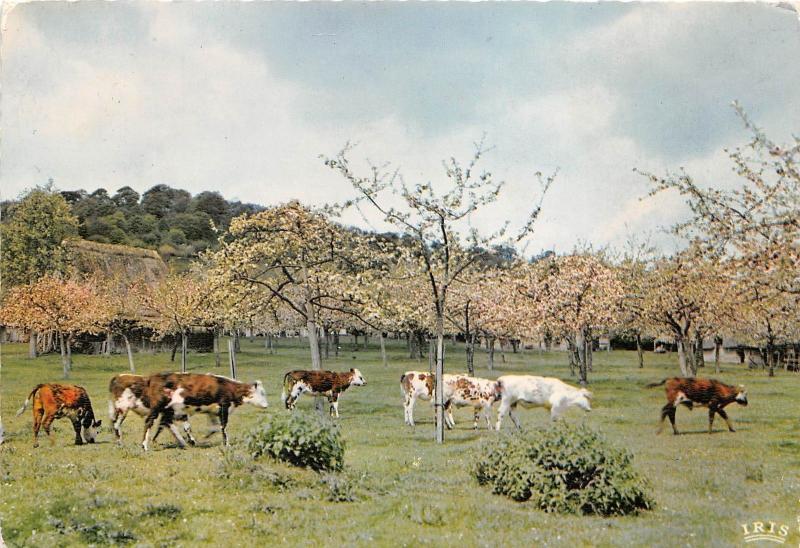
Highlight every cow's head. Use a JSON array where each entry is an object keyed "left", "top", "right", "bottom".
[
  {"left": 735, "top": 385, "right": 748, "bottom": 406},
  {"left": 244, "top": 380, "right": 269, "bottom": 408},
  {"left": 575, "top": 388, "right": 592, "bottom": 412},
  {"left": 83, "top": 418, "right": 102, "bottom": 443},
  {"left": 350, "top": 368, "right": 366, "bottom": 386}
]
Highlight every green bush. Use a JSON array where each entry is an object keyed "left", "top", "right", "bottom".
[
  {"left": 473, "top": 423, "right": 654, "bottom": 516},
  {"left": 245, "top": 412, "right": 345, "bottom": 472}
]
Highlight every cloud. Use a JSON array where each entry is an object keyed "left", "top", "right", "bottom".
[{"left": 1, "top": 2, "right": 798, "bottom": 256}]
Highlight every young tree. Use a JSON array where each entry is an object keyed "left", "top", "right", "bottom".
[
  {"left": 518, "top": 254, "right": 622, "bottom": 384},
  {"left": 137, "top": 273, "right": 212, "bottom": 372},
  {"left": 325, "top": 141, "right": 553, "bottom": 442},
  {"left": 207, "top": 202, "right": 385, "bottom": 375},
  {"left": 0, "top": 276, "right": 109, "bottom": 377}
]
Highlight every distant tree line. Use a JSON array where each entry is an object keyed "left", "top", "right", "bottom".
[{"left": 1, "top": 182, "right": 263, "bottom": 260}]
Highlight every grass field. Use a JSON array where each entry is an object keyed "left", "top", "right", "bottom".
[{"left": 1, "top": 337, "right": 799, "bottom": 547}]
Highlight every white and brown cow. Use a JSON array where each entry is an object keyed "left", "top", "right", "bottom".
[
  {"left": 494, "top": 375, "right": 592, "bottom": 430},
  {"left": 400, "top": 371, "right": 499, "bottom": 430},
  {"left": 281, "top": 368, "right": 366, "bottom": 417},
  {"left": 144, "top": 372, "right": 267, "bottom": 450},
  {"left": 108, "top": 373, "right": 213, "bottom": 446}
]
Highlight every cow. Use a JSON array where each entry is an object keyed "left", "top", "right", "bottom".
[
  {"left": 281, "top": 368, "right": 366, "bottom": 417},
  {"left": 108, "top": 374, "right": 212, "bottom": 446},
  {"left": 142, "top": 373, "right": 268, "bottom": 450},
  {"left": 494, "top": 375, "right": 592, "bottom": 430},
  {"left": 16, "top": 383, "right": 102, "bottom": 447},
  {"left": 647, "top": 377, "right": 748, "bottom": 435},
  {"left": 400, "top": 371, "right": 498, "bottom": 429}
]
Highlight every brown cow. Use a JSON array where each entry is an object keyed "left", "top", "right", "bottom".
[
  {"left": 143, "top": 373, "right": 267, "bottom": 450},
  {"left": 108, "top": 374, "right": 206, "bottom": 445},
  {"left": 16, "top": 384, "right": 102, "bottom": 447},
  {"left": 647, "top": 377, "right": 748, "bottom": 435},
  {"left": 282, "top": 369, "right": 366, "bottom": 417}
]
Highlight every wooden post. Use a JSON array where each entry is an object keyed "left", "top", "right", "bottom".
[
  {"left": 228, "top": 338, "right": 237, "bottom": 379},
  {"left": 181, "top": 331, "right": 187, "bottom": 373}
]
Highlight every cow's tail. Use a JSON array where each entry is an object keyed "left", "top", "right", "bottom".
[
  {"left": 16, "top": 384, "right": 44, "bottom": 417},
  {"left": 399, "top": 373, "right": 408, "bottom": 396},
  {"left": 645, "top": 379, "right": 668, "bottom": 389}
]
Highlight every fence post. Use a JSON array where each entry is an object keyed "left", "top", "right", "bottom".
[
  {"left": 228, "top": 338, "right": 237, "bottom": 379},
  {"left": 181, "top": 332, "right": 187, "bottom": 373}
]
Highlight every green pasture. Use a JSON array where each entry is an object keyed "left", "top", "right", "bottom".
[{"left": 1, "top": 338, "right": 798, "bottom": 547}]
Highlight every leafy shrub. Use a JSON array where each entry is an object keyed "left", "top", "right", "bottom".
[
  {"left": 245, "top": 412, "right": 344, "bottom": 472},
  {"left": 473, "top": 423, "right": 654, "bottom": 516}
]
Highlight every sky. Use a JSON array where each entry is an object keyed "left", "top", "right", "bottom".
[{"left": 2, "top": 2, "right": 799, "bottom": 256}]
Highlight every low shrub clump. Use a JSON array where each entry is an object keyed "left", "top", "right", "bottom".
[
  {"left": 245, "top": 412, "right": 344, "bottom": 472},
  {"left": 473, "top": 423, "right": 654, "bottom": 516}
]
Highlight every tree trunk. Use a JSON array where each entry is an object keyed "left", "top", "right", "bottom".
[
  {"left": 228, "top": 338, "right": 238, "bottom": 379},
  {"left": 694, "top": 331, "right": 705, "bottom": 368},
  {"left": 499, "top": 339, "right": 506, "bottom": 363},
  {"left": 380, "top": 332, "right": 387, "bottom": 367},
  {"left": 428, "top": 338, "right": 435, "bottom": 375},
  {"left": 511, "top": 339, "right": 519, "bottom": 353},
  {"left": 567, "top": 337, "right": 577, "bottom": 376},
  {"left": 333, "top": 331, "right": 339, "bottom": 358},
  {"left": 466, "top": 333, "right": 476, "bottom": 376},
  {"left": 59, "top": 333, "right": 70, "bottom": 379},
  {"left": 576, "top": 328, "right": 588, "bottom": 385},
  {"left": 104, "top": 331, "right": 113, "bottom": 355},
  {"left": 488, "top": 336, "right": 495, "bottom": 371},
  {"left": 585, "top": 329, "right": 593, "bottom": 373},
  {"left": 767, "top": 340, "right": 776, "bottom": 377},
  {"left": 123, "top": 334, "right": 135, "bottom": 373},
  {"left": 324, "top": 327, "right": 330, "bottom": 359},
  {"left": 636, "top": 332, "right": 644, "bottom": 369},
  {"left": 29, "top": 331, "right": 38, "bottom": 359},
  {"left": 435, "top": 314, "right": 445, "bottom": 444},
  {"left": 353, "top": 333, "right": 359, "bottom": 349},
  {"left": 181, "top": 331, "right": 187, "bottom": 373},
  {"left": 676, "top": 337, "right": 692, "bottom": 376},
  {"left": 170, "top": 340, "right": 178, "bottom": 362},
  {"left": 306, "top": 316, "right": 324, "bottom": 413},
  {"left": 234, "top": 330, "right": 241, "bottom": 353},
  {"left": 714, "top": 336, "right": 722, "bottom": 374},
  {"left": 406, "top": 332, "right": 413, "bottom": 358},
  {"left": 363, "top": 332, "right": 368, "bottom": 350},
  {"left": 214, "top": 329, "right": 221, "bottom": 367}
]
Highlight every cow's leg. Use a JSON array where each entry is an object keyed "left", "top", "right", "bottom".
[
  {"left": 32, "top": 407, "right": 44, "bottom": 448},
  {"left": 403, "top": 392, "right": 415, "bottom": 426},
  {"left": 112, "top": 409, "right": 128, "bottom": 443},
  {"left": 507, "top": 403, "right": 522, "bottom": 429},
  {"left": 142, "top": 409, "right": 162, "bottom": 451},
  {"left": 182, "top": 420, "right": 197, "bottom": 446},
  {"left": 658, "top": 403, "right": 672, "bottom": 434},
  {"left": 219, "top": 405, "right": 230, "bottom": 446},
  {"left": 443, "top": 401, "right": 455, "bottom": 430},
  {"left": 482, "top": 402, "right": 494, "bottom": 430},
  {"left": 472, "top": 408, "right": 481, "bottom": 430},
  {"left": 495, "top": 399, "right": 511, "bottom": 431},
  {"left": 717, "top": 408, "right": 735, "bottom": 432},
  {"left": 660, "top": 404, "right": 679, "bottom": 435},
  {"left": 42, "top": 413, "right": 57, "bottom": 446},
  {"left": 708, "top": 407, "right": 717, "bottom": 433},
  {"left": 71, "top": 417, "right": 84, "bottom": 445},
  {"left": 330, "top": 394, "right": 340, "bottom": 418}
]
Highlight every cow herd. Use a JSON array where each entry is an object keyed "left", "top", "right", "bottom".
[{"left": 14, "top": 365, "right": 750, "bottom": 450}]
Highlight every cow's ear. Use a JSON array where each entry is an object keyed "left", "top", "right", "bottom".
[
  {"left": 350, "top": 368, "right": 355, "bottom": 373},
  {"left": 95, "top": 420, "right": 102, "bottom": 427}
]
